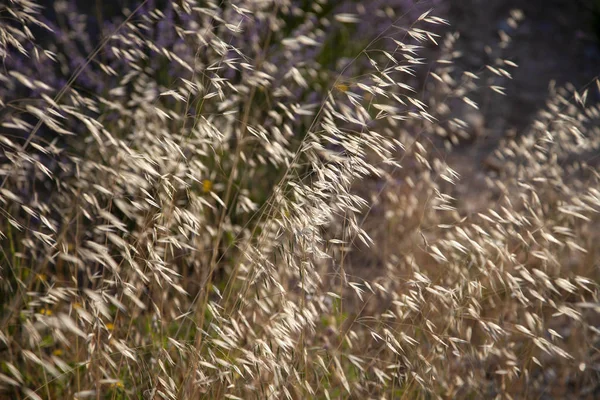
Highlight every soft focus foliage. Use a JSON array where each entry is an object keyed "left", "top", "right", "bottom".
[{"left": 1, "top": 1, "right": 599, "bottom": 399}]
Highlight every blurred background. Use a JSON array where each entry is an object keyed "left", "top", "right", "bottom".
[{"left": 33, "top": 0, "right": 600, "bottom": 158}]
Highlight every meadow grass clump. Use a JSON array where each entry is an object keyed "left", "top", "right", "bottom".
[{"left": 1, "top": 1, "right": 599, "bottom": 399}]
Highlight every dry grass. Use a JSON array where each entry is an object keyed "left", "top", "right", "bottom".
[{"left": 1, "top": 1, "right": 599, "bottom": 399}]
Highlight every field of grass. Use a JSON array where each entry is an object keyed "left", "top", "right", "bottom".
[{"left": 1, "top": 1, "right": 599, "bottom": 398}]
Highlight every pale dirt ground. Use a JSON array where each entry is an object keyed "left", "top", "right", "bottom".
[
  {"left": 447, "top": 0, "right": 598, "bottom": 147},
  {"left": 350, "top": 0, "right": 600, "bottom": 275},
  {"left": 439, "top": 0, "right": 600, "bottom": 213}
]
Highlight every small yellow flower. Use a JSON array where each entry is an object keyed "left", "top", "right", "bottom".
[
  {"left": 39, "top": 308, "right": 52, "bottom": 316},
  {"left": 202, "top": 179, "right": 213, "bottom": 193},
  {"left": 334, "top": 83, "right": 349, "bottom": 92},
  {"left": 106, "top": 322, "right": 115, "bottom": 331},
  {"left": 73, "top": 302, "right": 82, "bottom": 310},
  {"left": 52, "top": 349, "right": 63, "bottom": 356},
  {"left": 110, "top": 381, "right": 124, "bottom": 389}
]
